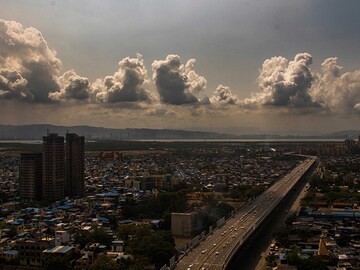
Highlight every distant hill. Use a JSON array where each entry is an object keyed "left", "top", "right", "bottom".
[
  {"left": 326, "top": 130, "right": 360, "bottom": 139},
  {"left": 0, "top": 124, "right": 232, "bottom": 140},
  {"left": 0, "top": 124, "right": 358, "bottom": 140}
]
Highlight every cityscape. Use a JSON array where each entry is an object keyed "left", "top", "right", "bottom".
[
  {"left": 0, "top": 134, "right": 359, "bottom": 270},
  {"left": 1, "top": 1, "right": 360, "bottom": 270}
]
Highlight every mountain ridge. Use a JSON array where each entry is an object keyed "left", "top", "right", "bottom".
[{"left": 0, "top": 124, "right": 359, "bottom": 140}]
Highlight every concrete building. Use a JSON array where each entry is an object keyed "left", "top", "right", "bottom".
[
  {"left": 55, "top": 230, "right": 70, "bottom": 246},
  {"left": 65, "top": 133, "right": 85, "bottom": 198},
  {"left": 43, "top": 245, "right": 74, "bottom": 268},
  {"left": 111, "top": 241, "right": 124, "bottom": 252},
  {"left": 42, "top": 133, "right": 65, "bottom": 201},
  {"left": 171, "top": 211, "right": 203, "bottom": 237},
  {"left": 19, "top": 152, "right": 42, "bottom": 201},
  {"left": 0, "top": 250, "right": 18, "bottom": 262},
  {"left": 18, "top": 238, "right": 55, "bottom": 267}
]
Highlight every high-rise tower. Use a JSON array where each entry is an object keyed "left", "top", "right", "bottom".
[
  {"left": 42, "top": 133, "right": 65, "bottom": 201},
  {"left": 19, "top": 153, "right": 43, "bottom": 201},
  {"left": 65, "top": 133, "right": 85, "bottom": 198}
]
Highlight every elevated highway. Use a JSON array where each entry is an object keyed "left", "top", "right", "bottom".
[{"left": 176, "top": 156, "right": 317, "bottom": 270}]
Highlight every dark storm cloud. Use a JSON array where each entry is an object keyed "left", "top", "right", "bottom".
[
  {"left": 92, "top": 54, "right": 153, "bottom": 104},
  {"left": 151, "top": 55, "right": 206, "bottom": 105}
]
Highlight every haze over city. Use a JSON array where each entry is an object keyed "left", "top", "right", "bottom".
[{"left": 1, "top": 0, "right": 360, "bottom": 134}]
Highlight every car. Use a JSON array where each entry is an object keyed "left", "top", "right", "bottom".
[
  {"left": 215, "top": 251, "right": 219, "bottom": 255},
  {"left": 213, "top": 243, "right": 217, "bottom": 246},
  {"left": 223, "top": 244, "right": 226, "bottom": 248},
  {"left": 202, "top": 250, "right": 206, "bottom": 254}
]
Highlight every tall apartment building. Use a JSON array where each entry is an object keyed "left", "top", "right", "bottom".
[
  {"left": 65, "top": 133, "right": 85, "bottom": 197},
  {"left": 19, "top": 153, "right": 42, "bottom": 201},
  {"left": 42, "top": 133, "right": 65, "bottom": 201}
]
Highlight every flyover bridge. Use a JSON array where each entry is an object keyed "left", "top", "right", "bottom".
[{"left": 176, "top": 156, "right": 318, "bottom": 270}]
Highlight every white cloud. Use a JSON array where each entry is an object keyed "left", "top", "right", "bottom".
[
  {"left": 310, "top": 57, "right": 360, "bottom": 113},
  {"left": 209, "top": 84, "right": 238, "bottom": 106},
  {"left": 92, "top": 54, "right": 154, "bottom": 104},
  {"left": 243, "top": 53, "right": 316, "bottom": 108}
]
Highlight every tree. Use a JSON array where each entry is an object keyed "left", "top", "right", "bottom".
[
  {"left": 75, "top": 231, "right": 92, "bottom": 248},
  {"left": 43, "top": 255, "right": 68, "bottom": 270},
  {"left": 91, "top": 254, "right": 119, "bottom": 270},
  {"left": 285, "top": 214, "right": 297, "bottom": 226},
  {"left": 127, "top": 256, "right": 151, "bottom": 270},
  {"left": 92, "top": 226, "right": 112, "bottom": 246},
  {"left": 336, "top": 234, "right": 351, "bottom": 247},
  {"left": 127, "top": 226, "right": 176, "bottom": 268},
  {"left": 75, "top": 226, "right": 112, "bottom": 248},
  {"left": 298, "top": 256, "right": 328, "bottom": 270},
  {"left": 286, "top": 245, "right": 303, "bottom": 266},
  {"left": 217, "top": 202, "right": 234, "bottom": 219},
  {"left": 273, "top": 226, "right": 290, "bottom": 246},
  {"left": 6, "top": 226, "right": 18, "bottom": 238},
  {"left": 265, "top": 254, "right": 277, "bottom": 267}
]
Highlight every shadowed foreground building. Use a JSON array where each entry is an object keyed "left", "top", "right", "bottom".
[
  {"left": 65, "top": 133, "right": 85, "bottom": 198},
  {"left": 19, "top": 153, "right": 42, "bottom": 201},
  {"left": 42, "top": 133, "right": 65, "bottom": 201},
  {"left": 19, "top": 132, "right": 85, "bottom": 202}
]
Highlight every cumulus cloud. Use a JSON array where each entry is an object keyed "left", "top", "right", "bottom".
[
  {"left": 310, "top": 57, "right": 360, "bottom": 113},
  {"left": 152, "top": 55, "right": 207, "bottom": 105},
  {"left": 244, "top": 53, "right": 316, "bottom": 108},
  {"left": 49, "top": 70, "right": 91, "bottom": 101},
  {"left": 354, "top": 103, "right": 360, "bottom": 113},
  {"left": 239, "top": 53, "right": 360, "bottom": 114},
  {"left": 0, "top": 70, "right": 31, "bottom": 100},
  {"left": 92, "top": 54, "right": 153, "bottom": 104},
  {"left": 0, "top": 19, "right": 61, "bottom": 102},
  {"left": 209, "top": 84, "right": 238, "bottom": 106}
]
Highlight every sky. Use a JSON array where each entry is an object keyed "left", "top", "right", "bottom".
[{"left": 0, "top": 0, "right": 360, "bottom": 135}]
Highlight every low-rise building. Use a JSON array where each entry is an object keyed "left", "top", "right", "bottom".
[
  {"left": 18, "top": 237, "right": 55, "bottom": 267},
  {"left": 171, "top": 211, "right": 203, "bottom": 237}
]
